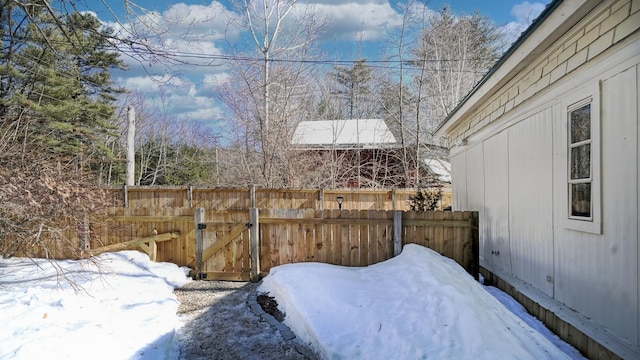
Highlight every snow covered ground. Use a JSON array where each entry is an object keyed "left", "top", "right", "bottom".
[
  {"left": 1, "top": 245, "right": 585, "bottom": 359},
  {"left": 0, "top": 251, "right": 191, "bottom": 360},
  {"left": 259, "top": 244, "right": 585, "bottom": 360}
]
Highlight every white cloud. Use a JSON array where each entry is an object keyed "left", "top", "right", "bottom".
[
  {"left": 497, "top": 1, "right": 547, "bottom": 50},
  {"left": 103, "top": 0, "right": 559, "bottom": 139},
  {"left": 511, "top": 1, "right": 547, "bottom": 25},
  {"left": 201, "top": 73, "right": 231, "bottom": 91},
  {"left": 116, "top": 73, "right": 224, "bottom": 124},
  {"left": 313, "top": 1, "right": 403, "bottom": 41},
  {"left": 100, "top": 2, "right": 238, "bottom": 125},
  {"left": 116, "top": 75, "right": 170, "bottom": 92}
]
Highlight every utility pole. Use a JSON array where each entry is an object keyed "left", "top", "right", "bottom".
[{"left": 125, "top": 105, "right": 136, "bottom": 186}]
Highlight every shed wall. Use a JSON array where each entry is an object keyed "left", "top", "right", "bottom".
[
  {"left": 482, "top": 131, "right": 511, "bottom": 274},
  {"left": 507, "top": 108, "right": 554, "bottom": 297},
  {"left": 446, "top": 1, "right": 640, "bottom": 356}
]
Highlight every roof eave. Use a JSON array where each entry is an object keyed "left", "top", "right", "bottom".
[{"left": 434, "top": 0, "right": 598, "bottom": 139}]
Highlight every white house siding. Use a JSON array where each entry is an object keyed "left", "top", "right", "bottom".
[
  {"left": 451, "top": 153, "right": 467, "bottom": 211},
  {"left": 550, "top": 63, "right": 639, "bottom": 351},
  {"left": 508, "top": 108, "right": 555, "bottom": 297},
  {"left": 599, "top": 65, "right": 638, "bottom": 348},
  {"left": 451, "top": 46, "right": 640, "bottom": 357},
  {"left": 482, "top": 131, "right": 511, "bottom": 274},
  {"left": 465, "top": 143, "right": 485, "bottom": 223},
  {"left": 440, "top": 1, "right": 640, "bottom": 355},
  {"left": 555, "top": 65, "right": 639, "bottom": 348}
]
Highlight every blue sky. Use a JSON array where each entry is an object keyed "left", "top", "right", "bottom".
[{"left": 76, "top": 0, "right": 550, "bottom": 132}]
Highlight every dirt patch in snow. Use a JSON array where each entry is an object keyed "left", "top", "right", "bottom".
[
  {"left": 174, "top": 280, "right": 318, "bottom": 360},
  {"left": 256, "top": 293, "right": 285, "bottom": 322}
]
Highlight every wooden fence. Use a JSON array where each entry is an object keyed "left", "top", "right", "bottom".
[
  {"left": 10, "top": 207, "right": 477, "bottom": 281},
  {"left": 87, "top": 207, "right": 197, "bottom": 266},
  {"left": 254, "top": 209, "right": 478, "bottom": 279},
  {"left": 11, "top": 186, "right": 476, "bottom": 282},
  {"left": 107, "top": 186, "right": 452, "bottom": 211}
]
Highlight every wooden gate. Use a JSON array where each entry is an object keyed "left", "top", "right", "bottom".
[{"left": 194, "top": 209, "right": 251, "bottom": 281}]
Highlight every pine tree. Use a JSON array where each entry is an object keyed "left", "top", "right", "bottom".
[
  {"left": 0, "top": 1, "right": 126, "bottom": 258},
  {"left": 0, "top": 1, "right": 126, "bottom": 161},
  {"left": 330, "top": 59, "right": 377, "bottom": 119}
]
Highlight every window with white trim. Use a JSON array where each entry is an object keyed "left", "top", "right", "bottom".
[
  {"left": 565, "top": 86, "right": 601, "bottom": 234},
  {"left": 568, "top": 100, "right": 592, "bottom": 219}
]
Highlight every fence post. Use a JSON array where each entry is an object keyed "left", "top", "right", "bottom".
[
  {"left": 249, "top": 207, "right": 260, "bottom": 281},
  {"left": 148, "top": 240, "right": 157, "bottom": 262},
  {"left": 194, "top": 207, "right": 204, "bottom": 279},
  {"left": 122, "top": 185, "right": 128, "bottom": 208},
  {"left": 392, "top": 188, "right": 397, "bottom": 211},
  {"left": 250, "top": 185, "right": 256, "bottom": 208},
  {"left": 188, "top": 186, "right": 193, "bottom": 208},
  {"left": 393, "top": 210, "right": 402, "bottom": 256},
  {"left": 469, "top": 211, "right": 480, "bottom": 281},
  {"left": 318, "top": 188, "right": 324, "bottom": 210}
]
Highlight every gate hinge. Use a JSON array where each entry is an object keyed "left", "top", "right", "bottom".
[
  {"left": 197, "top": 223, "right": 207, "bottom": 230},
  {"left": 245, "top": 222, "right": 253, "bottom": 228}
]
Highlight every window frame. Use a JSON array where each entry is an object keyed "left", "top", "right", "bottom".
[
  {"left": 568, "top": 99, "right": 593, "bottom": 221},
  {"left": 564, "top": 83, "right": 602, "bottom": 234}
]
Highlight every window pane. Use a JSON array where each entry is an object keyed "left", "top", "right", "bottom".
[
  {"left": 571, "top": 183, "right": 591, "bottom": 217},
  {"left": 570, "top": 144, "right": 590, "bottom": 179},
  {"left": 570, "top": 104, "right": 591, "bottom": 143}
]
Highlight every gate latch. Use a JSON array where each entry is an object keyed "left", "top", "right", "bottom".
[
  {"left": 245, "top": 222, "right": 253, "bottom": 228},
  {"left": 197, "top": 223, "right": 207, "bottom": 230}
]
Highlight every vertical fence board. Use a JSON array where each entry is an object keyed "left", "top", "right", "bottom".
[
  {"left": 294, "top": 215, "right": 303, "bottom": 263},
  {"left": 361, "top": 210, "right": 371, "bottom": 266},
  {"left": 318, "top": 210, "right": 328, "bottom": 264},
  {"left": 249, "top": 208, "right": 260, "bottom": 280},
  {"left": 350, "top": 212, "right": 360, "bottom": 266},
  {"left": 194, "top": 208, "right": 204, "bottom": 276},
  {"left": 306, "top": 213, "right": 317, "bottom": 262}
]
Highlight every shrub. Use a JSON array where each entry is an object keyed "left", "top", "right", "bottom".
[{"left": 408, "top": 187, "right": 442, "bottom": 212}]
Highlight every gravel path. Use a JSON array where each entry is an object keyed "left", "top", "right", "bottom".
[{"left": 174, "top": 281, "right": 319, "bottom": 360}]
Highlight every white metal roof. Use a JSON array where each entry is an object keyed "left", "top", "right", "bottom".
[
  {"left": 424, "top": 159, "right": 451, "bottom": 183},
  {"left": 291, "top": 119, "right": 397, "bottom": 148}
]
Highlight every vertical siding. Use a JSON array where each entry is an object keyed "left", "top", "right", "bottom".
[
  {"left": 637, "top": 63, "right": 640, "bottom": 351},
  {"left": 598, "top": 66, "right": 638, "bottom": 344},
  {"left": 465, "top": 144, "right": 485, "bottom": 213},
  {"left": 442, "top": 3, "right": 640, "bottom": 354},
  {"left": 508, "top": 108, "right": 554, "bottom": 296},
  {"left": 483, "top": 131, "right": 512, "bottom": 273},
  {"left": 552, "top": 66, "right": 639, "bottom": 348},
  {"left": 465, "top": 144, "right": 485, "bottom": 257},
  {"left": 451, "top": 153, "right": 467, "bottom": 210}
]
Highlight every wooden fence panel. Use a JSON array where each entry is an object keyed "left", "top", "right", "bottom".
[
  {"left": 129, "top": 188, "right": 190, "bottom": 208},
  {"left": 90, "top": 207, "right": 195, "bottom": 266},
  {"left": 109, "top": 187, "right": 452, "bottom": 212},
  {"left": 192, "top": 189, "right": 251, "bottom": 210},
  {"left": 199, "top": 210, "right": 250, "bottom": 280},
  {"left": 256, "top": 189, "right": 318, "bottom": 209},
  {"left": 258, "top": 209, "right": 396, "bottom": 273},
  {"left": 401, "top": 211, "right": 476, "bottom": 277}
]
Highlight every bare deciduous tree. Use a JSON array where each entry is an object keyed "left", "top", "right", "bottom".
[
  {"left": 413, "top": 6, "right": 502, "bottom": 127},
  {"left": 220, "top": 0, "right": 327, "bottom": 187}
]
